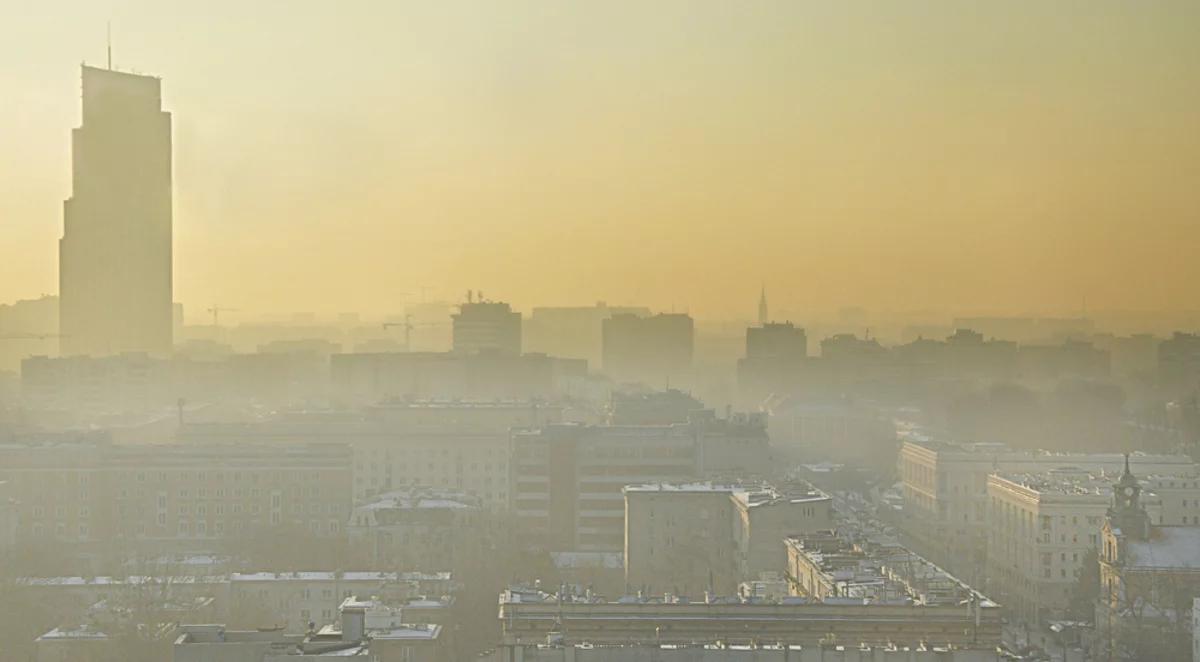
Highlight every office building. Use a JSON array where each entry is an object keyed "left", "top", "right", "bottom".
[
  {"left": 1160, "top": 331, "right": 1200, "bottom": 396},
  {"left": 331, "top": 351, "right": 586, "bottom": 404},
  {"left": 0, "top": 437, "right": 352, "bottom": 553},
  {"left": 0, "top": 295, "right": 59, "bottom": 372},
  {"left": 183, "top": 400, "right": 561, "bottom": 507},
  {"left": 623, "top": 482, "right": 831, "bottom": 595},
  {"left": 524, "top": 303, "right": 651, "bottom": 366},
  {"left": 60, "top": 65, "right": 173, "bottom": 357},
  {"left": 452, "top": 300, "right": 521, "bottom": 356},
  {"left": 601, "top": 313, "right": 693, "bottom": 388},
  {"left": 737, "top": 322, "right": 807, "bottom": 404},
  {"left": 605, "top": 389, "right": 704, "bottom": 425},
  {"left": 511, "top": 413, "right": 769, "bottom": 552}
]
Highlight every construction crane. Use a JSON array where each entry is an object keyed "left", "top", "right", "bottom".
[
  {"left": 206, "top": 306, "right": 240, "bottom": 328},
  {"left": 382, "top": 314, "right": 439, "bottom": 352}
]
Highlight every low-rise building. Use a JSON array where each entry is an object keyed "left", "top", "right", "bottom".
[
  {"left": 228, "top": 571, "right": 453, "bottom": 632},
  {"left": 623, "top": 482, "right": 831, "bottom": 595},
  {"left": 483, "top": 643, "right": 1005, "bottom": 662},
  {"left": 497, "top": 582, "right": 1000, "bottom": 650},
  {"left": 35, "top": 626, "right": 111, "bottom": 662},
  {"left": 175, "top": 597, "right": 446, "bottom": 662},
  {"left": 348, "top": 488, "right": 482, "bottom": 571},
  {"left": 785, "top": 532, "right": 989, "bottom": 612},
  {"left": 18, "top": 571, "right": 454, "bottom": 636}
]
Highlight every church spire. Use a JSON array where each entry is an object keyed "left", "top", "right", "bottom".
[
  {"left": 758, "top": 287, "right": 768, "bottom": 326},
  {"left": 1108, "top": 453, "right": 1150, "bottom": 540}
]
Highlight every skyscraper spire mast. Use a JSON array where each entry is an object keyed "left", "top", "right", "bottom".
[
  {"left": 757, "top": 286, "right": 769, "bottom": 326},
  {"left": 106, "top": 22, "right": 112, "bottom": 70}
]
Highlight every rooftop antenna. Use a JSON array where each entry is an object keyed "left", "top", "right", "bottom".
[{"left": 106, "top": 22, "right": 112, "bottom": 70}]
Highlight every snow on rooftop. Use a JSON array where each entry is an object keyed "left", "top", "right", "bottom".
[
  {"left": 369, "top": 624, "right": 441, "bottom": 640},
  {"left": 1126, "top": 527, "right": 1200, "bottom": 570},
  {"left": 36, "top": 625, "right": 109, "bottom": 641},
  {"left": 622, "top": 482, "right": 738, "bottom": 493}
]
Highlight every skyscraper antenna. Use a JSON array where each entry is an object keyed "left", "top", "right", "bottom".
[{"left": 106, "top": 22, "right": 112, "bottom": 70}]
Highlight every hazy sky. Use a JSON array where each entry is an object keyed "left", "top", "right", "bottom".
[{"left": 2, "top": 1, "right": 1198, "bottom": 320}]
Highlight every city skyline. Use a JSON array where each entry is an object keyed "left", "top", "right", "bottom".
[{"left": 2, "top": 1, "right": 1199, "bottom": 318}]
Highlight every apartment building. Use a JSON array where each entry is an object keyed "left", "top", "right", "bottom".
[
  {"left": 985, "top": 469, "right": 1179, "bottom": 622},
  {"left": 897, "top": 435, "right": 1195, "bottom": 583},
  {"left": 0, "top": 436, "right": 352, "bottom": 552},
  {"left": 512, "top": 424, "right": 697, "bottom": 552},
  {"left": 181, "top": 400, "right": 562, "bottom": 508},
  {"left": 622, "top": 483, "right": 740, "bottom": 595},
  {"left": 347, "top": 487, "right": 483, "bottom": 571},
  {"left": 623, "top": 482, "right": 831, "bottom": 596}
]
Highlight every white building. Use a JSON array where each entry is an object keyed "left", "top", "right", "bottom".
[
  {"left": 347, "top": 487, "right": 482, "bottom": 570},
  {"left": 898, "top": 435, "right": 1196, "bottom": 583},
  {"left": 985, "top": 469, "right": 1179, "bottom": 622}
]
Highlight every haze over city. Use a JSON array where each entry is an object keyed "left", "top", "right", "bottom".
[
  {"left": 4, "top": 1, "right": 1200, "bottom": 318},
  {"left": 3, "top": 3, "right": 1200, "bottom": 662}
]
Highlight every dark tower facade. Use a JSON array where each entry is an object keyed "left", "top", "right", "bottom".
[
  {"left": 60, "top": 65, "right": 173, "bottom": 357},
  {"left": 1107, "top": 453, "right": 1150, "bottom": 540}
]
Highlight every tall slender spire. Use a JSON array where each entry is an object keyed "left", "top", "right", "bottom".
[
  {"left": 106, "top": 22, "right": 112, "bottom": 70},
  {"left": 757, "top": 286, "right": 768, "bottom": 326}
]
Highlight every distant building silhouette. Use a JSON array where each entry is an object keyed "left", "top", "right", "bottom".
[
  {"left": 757, "top": 287, "right": 768, "bottom": 326},
  {"left": 524, "top": 302, "right": 651, "bottom": 366},
  {"left": 452, "top": 300, "right": 521, "bottom": 355},
  {"left": 601, "top": 313, "right": 693, "bottom": 388},
  {"left": 736, "top": 322, "right": 807, "bottom": 404},
  {"left": 60, "top": 65, "right": 173, "bottom": 357}
]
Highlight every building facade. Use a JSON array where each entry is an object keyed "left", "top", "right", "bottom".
[
  {"left": 984, "top": 469, "right": 1184, "bottom": 623},
  {"left": 1096, "top": 459, "right": 1200, "bottom": 661},
  {"left": 601, "top": 313, "right": 693, "bottom": 389},
  {"left": 512, "top": 415, "right": 769, "bottom": 552},
  {"left": 898, "top": 438, "right": 1195, "bottom": 585},
  {"left": 0, "top": 438, "right": 352, "bottom": 553},
  {"left": 498, "top": 584, "right": 1001, "bottom": 649},
  {"left": 623, "top": 483, "right": 832, "bottom": 596},
  {"left": 60, "top": 65, "right": 173, "bottom": 357},
  {"left": 452, "top": 300, "right": 522, "bottom": 356}
]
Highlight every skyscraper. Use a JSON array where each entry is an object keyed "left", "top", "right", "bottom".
[
  {"left": 451, "top": 299, "right": 521, "bottom": 355},
  {"left": 60, "top": 65, "right": 173, "bottom": 357}
]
